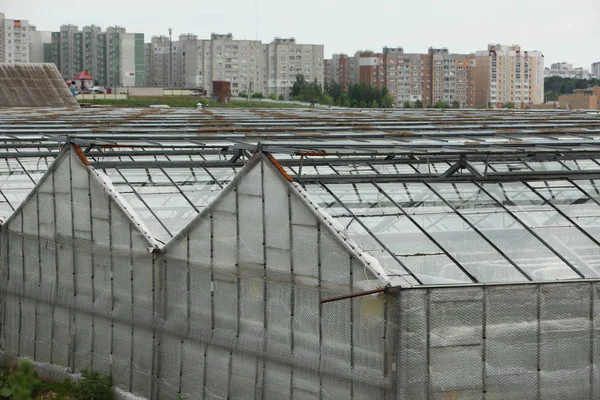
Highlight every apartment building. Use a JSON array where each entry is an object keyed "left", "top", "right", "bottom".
[
  {"left": 474, "top": 44, "right": 544, "bottom": 108},
  {"left": 45, "top": 25, "right": 145, "bottom": 87},
  {"left": 266, "top": 38, "right": 324, "bottom": 99},
  {"left": 592, "top": 62, "right": 600, "bottom": 78},
  {"left": 145, "top": 35, "right": 172, "bottom": 87},
  {"left": 324, "top": 53, "right": 354, "bottom": 90},
  {"left": 427, "top": 48, "right": 475, "bottom": 107},
  {"left": 345, "top": 47, "right": 474, "bottom": 107},
  {"left": 146, "top": 33, "right": 323, "bottom": 98},
  {"left": 210, "top": 33, "right": 266, "bottom": 97},
  {"left": 545, "top": 62, "right": 591, "bottom": 79},
  {"left": 0, "top": 12, "right": 51, "bottom": 63},
  {"left": 29, "top": 27, "right": 52, "bottom": 62}
]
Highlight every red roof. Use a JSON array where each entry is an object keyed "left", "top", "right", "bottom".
[{"left": 73, "top": 71, "right": 93, "bottom": 80}]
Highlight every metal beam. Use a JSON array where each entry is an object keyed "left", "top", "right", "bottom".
[{"left": 295, "top": 169, "right": 600, "bottom": 184}]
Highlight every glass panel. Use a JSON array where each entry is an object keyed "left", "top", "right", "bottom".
[
  {"left": 381, "top": 182, "right": 526, "bottom": 282},
  {"left": 307, "top": 183, "right": 472, "bottom": 285},
  {"left": 480, "top": 182, "right": 589, "bottom": 279}
]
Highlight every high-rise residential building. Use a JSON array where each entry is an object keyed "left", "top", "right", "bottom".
[
  {"left": 591, "top": 62, "right": 600, "bottom": 78},
  {"left": 0, "top": 12, "right": 51, "bottom": 63},
  {"left": 474, "top": 44, "right": 544, "bottom": 108},
  {"left": 145, "top": 33, "right": 323, "bottom": 98},
  {"left": 324, "top": 53, "right": 354, "bottom": 90},
  {"left": 210, "top": 33, "right": 266, "bottom": 97},
  {"left": 343, "top": 47, "right": 474, "bottom": 107},
  {"left": 45, "top": 24, "right": 145, "bottom": 87},
  {"left": 28, "top": 26, "right": 52, "bottom": 63},
  {"left": 356, "top": 50, "right": 386, "bottom": 89},
  {"left": 145, "top": 35, "right": 171, "bottom": 87},
  {"left": 427, "top": 48, "right": 475, "bottom": 107},
  {"left": 266, "top": 38, "right": 324, "bottom": 99}
]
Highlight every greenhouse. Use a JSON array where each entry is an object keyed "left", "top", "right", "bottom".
[{"left": 1, "top": 107, "right": 600, "bottom": 399}]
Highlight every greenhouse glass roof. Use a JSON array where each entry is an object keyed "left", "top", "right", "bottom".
[{"left": 2, "top": 107, "right": 600, "bottom": 285}]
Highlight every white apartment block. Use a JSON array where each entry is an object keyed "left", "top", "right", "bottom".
[
  {"left": 0, "top": 13, "right": 50, "bottom": 63},
  {"left": 147, "top": 33, "right": 324, "bottom": 99},
  {"left": 475, "top": 44, "right": 544, "bottom": 108},
  {"left": 593, "top": 62, "right": 600, "bottom": 79},
  {"left": 545, "top": 62, "right": 591, "bottom": 79},
  {"left": 207, "top": 33, "right": 266, "bottom": 97}
]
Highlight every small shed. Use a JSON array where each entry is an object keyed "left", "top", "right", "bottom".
[
  {"left": 72, "top": 69, "right": 94, "bottom": 91},
  {"left": 212, "top": 80, "right": 231, "bottom": 104}
]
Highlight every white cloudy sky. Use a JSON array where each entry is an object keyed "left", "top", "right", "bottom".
[{"left": 4, "top": 0, "right": 600, "bottom": 68}]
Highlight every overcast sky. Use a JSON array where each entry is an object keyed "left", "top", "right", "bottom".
[{"left": 4, "top": 0, "right": 599, "bottom": 68}]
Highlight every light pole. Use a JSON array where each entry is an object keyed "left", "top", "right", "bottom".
[{"left": 168, "top": 27, "right": 172, "bottom": 88}]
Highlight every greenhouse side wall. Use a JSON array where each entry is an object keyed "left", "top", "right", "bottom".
[
  {"left": 397, "top": 282, "right": 600, "bottom": 400},
  {"left": 0, "top": 151, "right": 397, "bottom": 399},
  {"left": 158, "top": 156, "right": 395, "bottom": 399},
  {"left": 0, "top": 148, "right": 157, "bottom": 398}
]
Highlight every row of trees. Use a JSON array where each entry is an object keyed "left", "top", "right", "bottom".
[
  {"left": 544, "top": 77, "right": 600, "bottom": 101},
  {"left": 249, "top": 75, "right": 600, "bottom": 107},
  {"left": 293, "top": 75, "right": 466, "bottom": 109},
  {"left": 291, "top": 75, "right": 395, "bottom": 108}
]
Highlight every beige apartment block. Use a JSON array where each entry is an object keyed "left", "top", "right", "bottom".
[
  {"left": 474, "top": 44, "right": 544, "bottom": 108},
  {"left": 266, "top": 38, "right": 324, "bottom": 99},
  {"left": 428, "top": 48, "right": 475, "bottom": 107},
  {"left": 559, "top": 86, "right": 600, "bottom": 110}
]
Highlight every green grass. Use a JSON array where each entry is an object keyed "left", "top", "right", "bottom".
[{"left": 78, "top": 96, "right": 307, "bottom": 109}]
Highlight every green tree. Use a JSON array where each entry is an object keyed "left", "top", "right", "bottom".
[
  {"left": 291, "top": 74, "right": 307, "bottom": 98},
  {"left": 545, "top": 91, "right": 559, "bottom": 101},
  {"left": 326, "top": 82, "right": 344, "bottom": 104},
  {"left": 268, "top": 93, "right": 277, "bottom": 100},
  {"left": 414, "top": 99, "right": 423, "bottom": 108},
  {"left": 320, "top": 94, "right": 334, "bottom": 106},
  {"left": 451, "top": 100, "right": 461, "bottom": 108},
  {"left": 381, "top": 93, "right": 394, "bottom": 108},
  {"left": 251, "top": 93, "right": 264, "bottom": 99},
  {"left": 403, "top": 101, "right": 411, "bottom": 108},
  {"left": 338, "top": 93, "right": 350, "bottom": 107},
  {"left": 543, "top": 76, "right": 600, "bottom": 100},
  {"left": 278, "top": 94, "right": 285, "bottom": 100}
]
